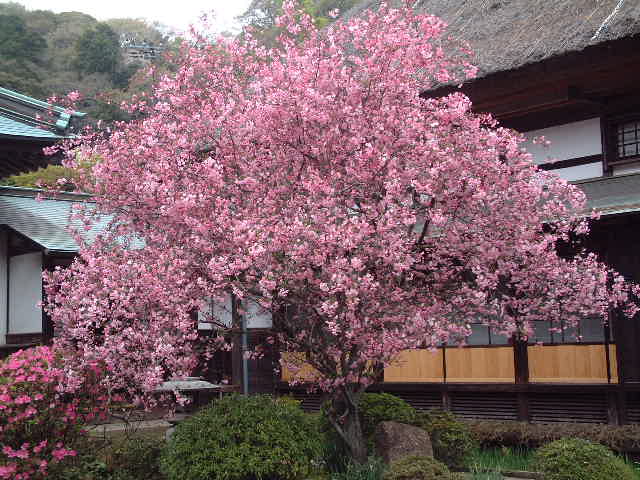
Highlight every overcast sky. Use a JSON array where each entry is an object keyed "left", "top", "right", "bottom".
[{"left": 12, "top": 1, "right": 252, "bottom": 34}]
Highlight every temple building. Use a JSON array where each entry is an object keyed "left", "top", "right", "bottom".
[{"left": 0, "top": 87, "right": 87, "bottom": 356}]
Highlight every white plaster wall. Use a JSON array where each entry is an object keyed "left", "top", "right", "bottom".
[
  {"left": 198, "top": 296, "right": 272, "bottom": 329},
  {"left": 8, "top": 252, "right": 42, "bottom": 334},
  {"left": 245, "top": 299, "right": 272, "bottom": 329},
  {"left": 546, "top": 162, "right": 603, "bottom": 182},
  {"left": 198, "top": 296, "right": 232, "bottom": 330},
  {"left": 522, "top": 118, "right": 602, "bottom": 165},
  {"left": 0, "top": 231, "right": 7, "bottom": 345}
]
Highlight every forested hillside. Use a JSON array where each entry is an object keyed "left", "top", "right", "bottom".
[{"left": 0, "top": 2, "right": 172, "bottom": 123}]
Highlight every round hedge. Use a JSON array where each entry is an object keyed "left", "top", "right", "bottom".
[
  {"left": 161, "top": 394, "right": 323, "bottom": 480},
  {"left": 532, "top": 438, "right": 636, "bottom": 480},
  {"left": 383, "top": 456, "right": 465, "bottom": 480},
  {"left": 414, "top": 410, "right": 477, "bottom": 470},
  {"left": 359, "top": 393, "right": 417, "bottom": 437}
]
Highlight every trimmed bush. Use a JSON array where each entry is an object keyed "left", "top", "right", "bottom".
[
  {"left": 532, "top": 438, "right": 636, "bottom": 480},
  {"left": 359, "top": 393, "right": 417, "bottom": 438},
  {"left": 161, "top": 394, "right": 323, "bottom": 480},
  {"left": 414, "top": 410, "right": 477, "bottom": 470},
  {"left": 468, "top": 420, "right": 640, "bottom": 453},
  {"left": 383, "top": 456, "right": 465, "bottom": 480}
]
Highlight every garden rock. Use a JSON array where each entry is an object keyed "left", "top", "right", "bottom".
[{"left": 374, "top": 421, "right": 433, "bottom": 464}]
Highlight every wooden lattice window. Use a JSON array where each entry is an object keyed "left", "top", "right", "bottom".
[{"left": 617, "top": 119, "right": 640, "bottom": 160}]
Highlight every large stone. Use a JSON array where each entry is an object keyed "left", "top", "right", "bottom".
[{"left": 374, "top": 421, "right": 433, "bottom": 464}]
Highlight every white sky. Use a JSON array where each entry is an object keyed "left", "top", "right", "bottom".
[{"left": 12, "top": 1, "right": 252, "bottom": 35}]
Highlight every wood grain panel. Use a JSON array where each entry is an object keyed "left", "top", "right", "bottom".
[
  {"left": 446, "top": 347, "right": 514, "bottom": 383},
  {"left": 280, "top": 352, "right": 319, "bottom": 382},
  {"left": 384, "top": 350, "right": 444, "bottom": 383},
  {"left": 529, "top": 344, "right": 609, "bottom": 383}
]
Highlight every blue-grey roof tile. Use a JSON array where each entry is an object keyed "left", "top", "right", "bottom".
[
  {"left": 0, "top": 188, "right": 107, "bottom": 252},
  {"left": 0, "top": 115, "right": 63, "bottom": 140}
]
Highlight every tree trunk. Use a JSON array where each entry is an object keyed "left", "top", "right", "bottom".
[{"left": 327, "top": 386, "right": 368, "bottom": 464}]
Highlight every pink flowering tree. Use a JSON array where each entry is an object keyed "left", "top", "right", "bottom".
[{"left": 45, "top": 1, "right": 636, "bottom": 461}]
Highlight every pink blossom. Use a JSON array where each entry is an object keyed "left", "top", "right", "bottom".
[{"left": 42, "top": 0, "right": 637, "bottom": 463}]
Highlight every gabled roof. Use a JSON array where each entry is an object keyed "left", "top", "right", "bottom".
[
  {"left": 343, "top": 0, "right": 640, "bottom": 81},
  {"left": 0, "top": 186, "right": 107, "bottom": 253},
  {"left": 0, "top": 86, "right": 85, "bottom": 141}
]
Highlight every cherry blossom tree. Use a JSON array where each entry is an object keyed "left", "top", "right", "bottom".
[{"left": 45, "top": 1, "right": 636, "bottom": 462}]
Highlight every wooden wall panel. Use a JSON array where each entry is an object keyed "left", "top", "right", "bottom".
[
  {"left": 280, "top": 352, "right": 319, "bottom": 382},
  {"left": 446, "top": 347, "right": 514, "bottom": 383},
  {"left": 529, "top": 345, "right": 609, "bottom": 383},
  {"left": 384, "top": 350, "right": 444, "bottom": 383}
]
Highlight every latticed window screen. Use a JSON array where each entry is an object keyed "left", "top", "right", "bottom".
[{"left": 617, "top": 120, "right": 640, "bottom": 159}]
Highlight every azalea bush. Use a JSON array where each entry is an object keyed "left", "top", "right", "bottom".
[{"left": 0, "top": 346, "right": 107, "bottom": 479}]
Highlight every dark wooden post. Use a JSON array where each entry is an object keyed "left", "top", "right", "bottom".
[
  {"left": 231, "top": 295, "right": 244, "bottom": 389},
  {"left": 513, "top": 333, "right": 530, "bottom": 421}
]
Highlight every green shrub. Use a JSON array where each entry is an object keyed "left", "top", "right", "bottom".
[
  {"left": 108, "top": 436, "right": 165, "bottom": 480},
  {"left": 49, "top": 436, "right": 166, "bottom": 480},
  {"left": 161, "top": 394, "right": 323, "bottom": 480},
  {"left": 383, "top": 456, "right": 465, "bottom": 480},
  {"left": 49, "top": 455, "right": 113, "bottom": 480},
  {"left": 532, "top": 438, "right": 636, "bottom": 480},
  {"left": 414, "top": 410, "right": 477, "bottom": 470},
  {"left": 468, "top": 420, "right": 640, "bottom": 453},
  {"left": 359, "top": 393, "right": 417, "bottom": 438}
]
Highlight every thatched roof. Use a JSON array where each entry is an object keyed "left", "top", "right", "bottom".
[{"left": 342, "top": 0, "right": 640, "bottom": 80}]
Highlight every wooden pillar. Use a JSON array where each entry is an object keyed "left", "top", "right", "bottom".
[
  {"left": 513, "top": 334, "right": 530, "bottom": 421},
  {"left": 231, "top": 295, "right": 244, "bottom": 389}
]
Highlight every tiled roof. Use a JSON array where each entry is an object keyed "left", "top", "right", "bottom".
[
  {"left": 0, "top": 86, "right": 85, "bottom": 140},
  {"left": 576, "top": 173, "right": 640, "bottom": 216},
  {"left": 0, "top": 114, "right": 63, "bottom": 141},
  {"left": 0, "top": 187, "right": 106, "bottom": 252}
]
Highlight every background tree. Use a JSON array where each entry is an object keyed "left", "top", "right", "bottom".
[
  {"left": 45, "top": 1, "right": 637, "bottom": 463},
  {"left": 0, "top": 13, "right": 47, "bottom": 96},
  {"left": 0, "top": 14, "right": 46, "bottom": 61},
  {"left": 237, "top": 0, "right": 357, "bottom": 46},
  {"left": 73, "top": 23, "right": 121, "bottom": 76}
]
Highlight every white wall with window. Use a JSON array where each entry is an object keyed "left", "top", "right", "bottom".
[{"left": 522, "top": 118, "right": 603, "bottom": 181}]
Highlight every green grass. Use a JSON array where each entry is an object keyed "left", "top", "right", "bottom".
[
  {"left": 467, "top": 447, "right": 534, "bottom": 475},
  {"left": 621, "top": 455, "right": 640, "bottom": 480},
  {"left": 467, "top": 447, "right": 640, "bottom": 480}
]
